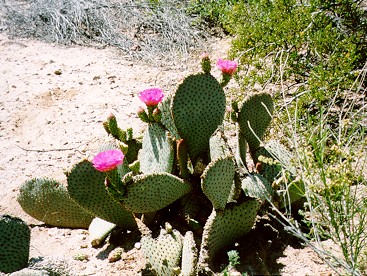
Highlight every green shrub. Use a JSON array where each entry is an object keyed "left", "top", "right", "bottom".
[
  {"left": 187, "top": 0, "right": 238, "bottom": 31},
  {"left": 225, "top": 0, "right": 367, "bottom": 114}
]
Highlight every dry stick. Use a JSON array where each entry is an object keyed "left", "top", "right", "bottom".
[
  {"left": 15, "top": 137, "right": 100, "bottom": 153},
  {"left": 16, "top": 145, "right": 78, "bottom": 152}
]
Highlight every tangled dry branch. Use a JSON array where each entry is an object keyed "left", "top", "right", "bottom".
[{"left": 1, "top": 0, "right": 208, "bottom": 64}]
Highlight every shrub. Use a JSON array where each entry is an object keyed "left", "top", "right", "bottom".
[
  {"left": 187, "top": 0, "right": 238, "bottom": 32},
  {"left": 2, "top": 0, "right": 207, "bottom": 64},
  {"left": 225, "top": 0, "right": 367, "bottom": 115}
]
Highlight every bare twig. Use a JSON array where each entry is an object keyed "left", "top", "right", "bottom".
[{"left": 1, "top": 0, "right": 208, "bottom": 65}]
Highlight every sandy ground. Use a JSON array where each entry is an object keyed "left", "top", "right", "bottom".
[{"left": 0, "top": 33, "right": 335, "bottom": 275}]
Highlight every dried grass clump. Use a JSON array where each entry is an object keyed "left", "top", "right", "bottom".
[{"left": 1, "top": 0, "right": 208, "bottom": 64}]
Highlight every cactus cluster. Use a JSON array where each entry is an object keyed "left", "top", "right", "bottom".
[{"left": 17, "top": 55, "right": 302, "bottom": 275}]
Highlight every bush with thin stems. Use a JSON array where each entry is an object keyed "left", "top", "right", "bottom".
[
  {"left": 267, "top": 55, "right": 367, "bottom": 275},
  {"left": 1, "top": 0, "right": 208, "bottom": 64}
]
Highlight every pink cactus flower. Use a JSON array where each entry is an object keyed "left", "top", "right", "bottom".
[
  {"left": 92, "top": 149, "right": 124, "bottom": 172},
  {"left": 216, "top": 58, "right": 238, "bottom": 75},
  {"left": 138, "top": 88, "right": 164, "bottom": 107}
]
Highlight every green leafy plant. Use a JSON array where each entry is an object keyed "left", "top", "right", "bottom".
[
  {"left": 299, "top": 111, "right": 367, "bottom": 275},
  {"left": 222, "top": 250, "right": 241, "bottom": 275},
  {"left": 224, "top": 0, "right": 367, "bottom": 115},
  {"left": 267, "top": 66, "right": 367, "bottom": 275}
]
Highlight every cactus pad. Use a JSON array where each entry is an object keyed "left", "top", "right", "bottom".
[
  {"left": 139, "top": 123, "right": 175, "bottom": 174},
  {"left": 241, "top": 174, "right": 274, "bottom": 204},
  {"left": 17, "top": 178, "right": 94, "bottom": 228},
  {"left": 122, "top": 172, "right": 192, "bottom": 213},
  {"left": 88, "top": 217, "right": 116, "bottom": 247},
  {"left": 159, "top": 94, "right": 181, "bottom": 140},
  {"left": 209, "top": 128, "right": 232, "bottom": 161},
  {"left": 238, "top": 93, "right": 273, "bottom": 153},
  {"left": 236, "top": 129, "right": 248, "bottom": 168},
  {"left": 141, "top": 227, "right": 183, "bottom": 276},
  {"left": 0, "top": 215, "right": 30, "bottom": 273},
  {"left": 201, "top": 156, "right": 236, "bottom": 210},
  {"left": 66, "top": 160, "right": 136, "bottom": 229},
  {"left": 181, "top": 231, "right": 198, "bottom": 276},
  {"left": 172, "top": 73, "right": 226, "bottom": 163},
  {"left": 198, "top": 198, "right": 261, "bottom": 271},
  {"left": 255, "top": 140, "right": 296, "bottom": 179}
]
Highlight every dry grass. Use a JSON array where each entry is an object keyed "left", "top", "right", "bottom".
[{"left": 1, "top": 0, "right": 208, "bottom": 65}]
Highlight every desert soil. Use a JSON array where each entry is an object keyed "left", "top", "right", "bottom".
[{"left": 0, "top": 33, "right": 335, "bottom": 275}]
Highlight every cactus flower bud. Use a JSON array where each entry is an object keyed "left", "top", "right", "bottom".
[
  {"left": 106, "top": 113, "right": 120, "bottom": 137},
  {"left": 92, "top": 149, "right": 124, "bottom": 172},
  {"left": 231, "top": 101, "right": 239, "bottom": 113},
  {"left": 200, "top": 52, "right": 211, "bottom": 74},
  {"left": 152, "top": 107, "right": 162, "bottom": 122},
  {"left": 137, "top": 107, "right": 150, "bottom": 123},
  {"left": 138, "top": 88, "right": 164, "bottom": 107}
]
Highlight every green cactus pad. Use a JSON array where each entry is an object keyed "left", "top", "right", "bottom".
[
  {"left": 201, "top": 156, "right": 236, "bottom": 210},
  {"left": 241, "top": 174, "right": 274, "bottom": 204},
  {"left": 88, "top": 217, "right": 116, "bottom": 247},
  {"left": 139, "top": 123, "right": 175, "bottom": 174},
  {"left": 238, "top": 93, "right": 273, "bottom": 153},
  {"left": 122, "top": 172, "right": 191, "bottom": 213},
  {"left": 277, "top": 177, "right": 305, "bottom": 209},
  {"left": 209, "top": 128, "right": 232, "bottom": 161},
  {"left": 66, "top": 160, "right": 136, "bottom": 229},
  {"left": 159, "top": 94, "right": 181, "bottom": 140},
  {"left": 198, "top": 198, "right": 261, "bottom": 271},
  {"left": 17, "top": 178, "right": 94, "bottom": 228},
  {"left": 172, "top": 73, "right": 226, "bottom": 163},
  {"left": 0, "top": 215, "right": 30, "bottom": 273},
  {"left": 236, "top": 129, "right": 248, "bottom": 168},
  {"left": 181, "top": 231, "right": 198, "bottom": 276},
  {"left": 141, "top": 227, "right": 183, "bottom": 276},
  {"left": 256, "top": 140, "right": 296, "bottom": 177},
  {"left": 254, "top": 140, "right": 303, "bottom": 208}
]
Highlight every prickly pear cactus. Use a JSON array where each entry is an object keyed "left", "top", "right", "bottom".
[
  {"left": 141, "top": 224, "right": 183, "bottom": 276},
  {"left": 253, "top": 140, "right": 303, "bottom": 208},
  {"left": 121, "top": 172, "right": 191, "bottom": 213},
  {"left": 66, "top": 160, "right": 136, "bottom": 229},
  {"left": 236, "top": 129, "right": 248, "bottom": 168},
  {"left": 158, "top": 93, "right": 181, "bottom": 141},
  {"left": 103, "top": 116, "right": 142, "bottom": 163},
  {"left": 17, "top": 54, "right": 301, "bottom": 275},
  {"left": 201, "top": 156, "right": 236, "bottom": 210},
  {"left": 172, "top": 73, "right": 226, "bottom": 163},
  {"left": 238, "top": 93, "right": 274, "bottom": 154},
  {"left": 88, "top": 217, "right": 116, "bottom": 247},
  {"left": 181, "top": 231, "right": 198, "bottom": 276},
  {"left": 241, "top": 174, "right": 273, "bottom": 204},
  {"left": 139, "top": 123, "right": 175, "bottom": 174},
  {"left": 0, "top": 215, "right": 30, "bottom": 273},
  {"left": 197, "top": 198, "right": 261, "bottom": 273},
  {"left": 254, "top": 139, "right": 296, "bottom": 182},
  {"left": 209, "top": 128, "right": 232, "bottom": 161},
  {"left": 17, "top": 178, "right": 94, "bottom": 228}
]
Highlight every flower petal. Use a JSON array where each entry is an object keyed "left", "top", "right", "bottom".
[{"left": 92, "top": 149, "right": 124, "bottom": 172}]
